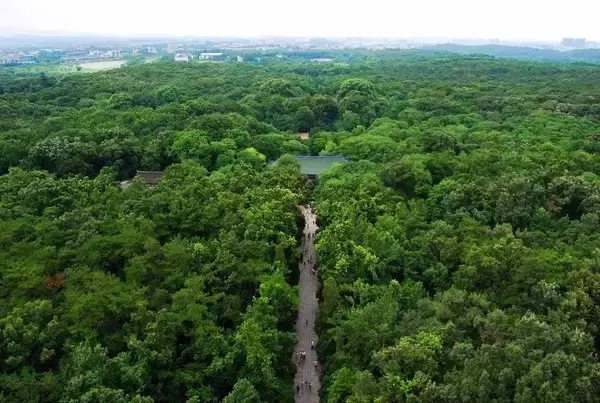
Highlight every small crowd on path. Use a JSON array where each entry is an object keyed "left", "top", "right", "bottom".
[{"left": 294, "top": 204, "right": 320, "bottom": 401}]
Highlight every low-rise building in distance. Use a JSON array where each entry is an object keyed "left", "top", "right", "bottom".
[
  {"left": 174, "top": 53, "right": 190, "bottom": 62},
  {"left": 199, "top": 52, "right": 224, "bottom": 60}
]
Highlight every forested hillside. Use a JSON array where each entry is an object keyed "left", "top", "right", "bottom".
[
  {"left": 424, "top": 44, "right": 600, "bottom": 63},
  {"left": 2, "top": 54, "right": 600, "bottom": 402}
]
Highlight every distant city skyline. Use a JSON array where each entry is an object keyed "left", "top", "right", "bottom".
[{"left": 1, "top": 0, "right": 599, "bottom": 42}]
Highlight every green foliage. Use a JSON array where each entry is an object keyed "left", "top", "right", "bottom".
[
  {"left": 222, "top": 379, "right": 260, "bottom": 403},
  {"left": 0, "top": 154, "right": 303, "bottom": 400},
  {"left": 307, "top": 54, "right": 600, "bottom": 402},
  {"left": 3, "top": 52, "right": 600, "bottom": 402}
]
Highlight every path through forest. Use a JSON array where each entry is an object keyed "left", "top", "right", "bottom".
[{"left": 293, "top": 206, "right": 320, "bottom": 402}]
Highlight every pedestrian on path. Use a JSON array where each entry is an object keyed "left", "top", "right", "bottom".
[{"left": 294, "top": 205, "right": 321, "bottom": 401}]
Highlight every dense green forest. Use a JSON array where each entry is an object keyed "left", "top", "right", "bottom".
[{"left": 2, "top": 53, "right": 600, "bottom": 401}]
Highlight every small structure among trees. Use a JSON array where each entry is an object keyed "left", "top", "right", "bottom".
[
  {"left": 119, "top": 170, "right": 165, "bottom": 188},
  {"left": 294, "top": 156, "right": 348, "bottom": 179},
  {"left": 135, "top": 171, "right": 164, "bottom": 186}
]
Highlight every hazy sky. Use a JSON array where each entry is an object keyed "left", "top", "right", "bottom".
[{"left": 1, "top": 0, "right": 599, "bottom": 41}]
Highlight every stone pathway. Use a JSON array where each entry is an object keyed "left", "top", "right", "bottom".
[{"left": 293, "top": 206, "right": 320, "bottom": 402}]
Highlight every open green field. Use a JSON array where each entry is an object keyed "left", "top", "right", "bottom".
[{"left": 78, "top": 60, "right": 125, "bottom": 70}]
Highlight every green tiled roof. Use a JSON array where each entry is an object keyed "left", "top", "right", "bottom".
[{"left": 294, "top": 156, "right": 348, "bottom": 175}]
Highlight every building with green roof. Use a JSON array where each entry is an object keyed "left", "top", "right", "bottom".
[{"left": 294, "top": 155, "right": 348, "bottom": 178}]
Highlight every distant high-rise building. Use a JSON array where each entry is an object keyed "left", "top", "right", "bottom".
[
  {"left": 562, "top": 38, "right": 587, "bottom": 49},
  {"left": 573, "top": 38, "right": 586, "bottom": 48},
  {"left": 106, "top": 50, "right": 122, "bottom": 59},
  {"left": 562, "top": 38, "right": 574, "bottom": 47}
]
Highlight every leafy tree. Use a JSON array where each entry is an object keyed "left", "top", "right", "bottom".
[
  {"left": 3, "top": 50, "right": 600, "bottom": 403},
  {"left": 222, "top": 379, "right": 260, "bottom": 403}
]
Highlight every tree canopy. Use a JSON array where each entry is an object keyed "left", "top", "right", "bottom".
[{"left": 2, "top": 51, "right": 600, "bottom": 401}]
